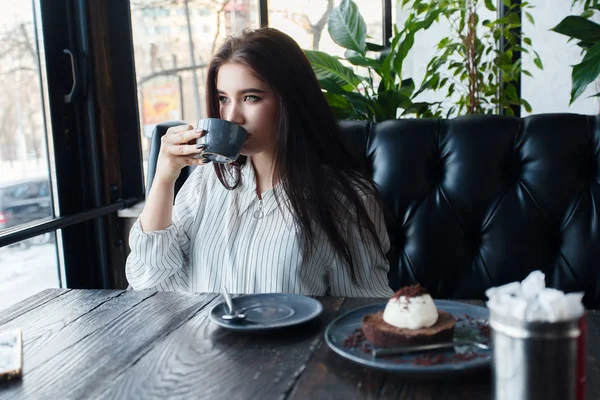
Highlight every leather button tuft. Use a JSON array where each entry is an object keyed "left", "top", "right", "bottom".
[
  {"left": 502, "top": 152, "right": 522, "bottom": 187},
  {"left": 427, "top": 155, "right": 444, "bottom": 186}
]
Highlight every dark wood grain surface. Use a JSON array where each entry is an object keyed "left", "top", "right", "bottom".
[{"left": 0, "top": 289, "right": 598, "bottom": 400}]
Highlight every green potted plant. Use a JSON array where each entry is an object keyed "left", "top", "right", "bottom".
[
  {"left": 308, "top": 0, "right": 541, "bottom": 119},
  {"left": 551, "top": 0, "right": 600, "bottom": 105},
  {"left": 303, "top": 0, "right": 442, "bottom": 121},
  {"left": 400, "top": 0, "right": 542, "bottom": 117}
]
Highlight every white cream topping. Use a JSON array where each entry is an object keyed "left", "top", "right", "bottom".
[{"left": 382, "top": 294, "right": 439, "bottom": 329}]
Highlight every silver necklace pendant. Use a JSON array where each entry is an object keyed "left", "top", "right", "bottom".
[
  {"left": 253, "top": 199, "right": 264, "bottom": 219},
  {"left": 253, "top": 209, "right": 264, "bottom": 219}
]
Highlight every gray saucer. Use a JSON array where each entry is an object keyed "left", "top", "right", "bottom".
[{"left": 209, "top": 293, "right": 324, "bottom": 331}]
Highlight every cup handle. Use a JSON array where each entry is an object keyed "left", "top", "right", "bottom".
[{"left": 196, "top": 127, "right": 208, "bottom": 145}]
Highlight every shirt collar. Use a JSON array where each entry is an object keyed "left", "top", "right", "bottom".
[{"left": 236, "top": 158, "right": 287, "bottom": 219}]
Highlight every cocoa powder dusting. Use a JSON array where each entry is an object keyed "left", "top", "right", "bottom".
[{"left": 391, "top": 283, "right": 429, "bottom": 300}]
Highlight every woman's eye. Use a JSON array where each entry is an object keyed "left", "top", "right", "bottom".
[
  {"left": 218, "top": 96, "right": 229, "bottom": 104},
  {"left": 244, "top": 95, "right": 260, "bottom": 102}
]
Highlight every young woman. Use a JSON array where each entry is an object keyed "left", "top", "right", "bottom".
[{"left": 126, "top": 27, "right": 393, "bottom": 297}]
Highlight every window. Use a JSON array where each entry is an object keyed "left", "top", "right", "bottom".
[
  {"left": 1, "top": 0, "right": 146, "bottom": 310},
  {"left": 0, "top": 0, "right": 60, "bottom": 310}
]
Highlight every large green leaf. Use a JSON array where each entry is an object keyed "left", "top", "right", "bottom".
[
  {"left": 375, "top": 89, "right": 418, "bottom": 120},
  {"left": 413, "top": 73, "right": 440, "bottom": 98},
  {"left": 534, "top": 51, "right": 544, "bottom": 69},
  {"left": 552, "top": 16, "right": 600, "bottom": 42},
  {"left": 322, "top": 92, "right": 358, "bottom": 120},
  {"left": 402, "top": 102, "right": 436, "bottom": 116},
  {"left": 577, "top": 40, "right": 596, "bottom": 49},
  {"left": 484, "top": 0, "right": 497, "bottom": 11},
  {"left": 581, "top": 10, "right": 595, "bottom": 19},
  {"left": 366, "top": 42, "right": 386, "bottom": 52},
  {"left": 324, "top": 93, "right": 360, "bottom": 120},
  {"left": 304, "top": 50, "right": 360, "bottom": 89},
  {"left": 525, "top": 12, "right": 535, "bottom": 25},
  {"left": 323, "top": 92, "right": 352, "bottom": 109},
  {"left": 571, "top": 42, "right": 600, "bottom": 103},
  {"left": 378, "top": 90, "right": 411, "bottom": 112},
  {"left": 379, "top": 32, "right": 404, "bottom": 84},
  {"left": 400, "top": 78, "right": 416, "bottom": 97},
  {"left": 344, "top": 50, "right": 381, "bottom": 69},
  {"left": 328, "top": 0, "right": 367, "bottom": 54},
  {"left": 319, "top": 78, "right": 353, "bottom": 95},
  {"left": 504, "top": 84, "right": 519, "bottom": 101},
  {"left": 343, "top": 91, "right": 374, "bottom": 120},
  {"left": 393, "top": 33, "right": 415, "bottom": 78}
]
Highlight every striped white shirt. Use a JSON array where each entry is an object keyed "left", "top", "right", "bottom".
[{"left": 126, "top": 159, "right": 393, "bottom": 297}]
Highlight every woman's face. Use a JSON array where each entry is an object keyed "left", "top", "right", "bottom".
[{"left": 216, "top": 62, "right": 279, "bottom": 158}]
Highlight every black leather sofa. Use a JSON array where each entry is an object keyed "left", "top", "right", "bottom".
[{"left": 148, "top": 114, "right": 600, "bottom": 307}]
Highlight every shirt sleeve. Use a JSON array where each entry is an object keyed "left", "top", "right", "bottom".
[
  {"left": 125, "top": 167, "right": 205, "bottom": 291},
  {"left": 327, "top": 186, "right": 394, "bottom": 298}
]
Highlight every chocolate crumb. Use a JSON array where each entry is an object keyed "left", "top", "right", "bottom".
[
  {"left": 391, "top": 283, "right": 429, "bottom": 300},
  {"left": 453, "top": 352, "right": 479, "bottom": 362},
  {"left": 343, "top": 328, "right": 366, "bottom": 349},
  {"left": 477, "top": 322, "right": 491, "bottom": 340},
  {"left": 413, "top": 354, "right": 446, "bottom": 365}
]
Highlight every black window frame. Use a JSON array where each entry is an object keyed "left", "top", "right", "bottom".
[{"left": 0, "top": 0, "right": 145, "bottom": 289}]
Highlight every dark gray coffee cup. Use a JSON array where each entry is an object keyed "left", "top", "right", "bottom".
[{"left": 195, "top": 118, "right": 248, "bottom": 163}]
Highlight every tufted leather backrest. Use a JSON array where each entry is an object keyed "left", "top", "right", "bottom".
[
  {"left": 341, "top": 114, "right": 600, "bottom": 308},
  {"left": 149, "top": 114, "right": 600, "bottom": 307}
]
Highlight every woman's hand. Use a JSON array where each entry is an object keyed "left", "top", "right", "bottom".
[{"left": 154, "top": 124, "right": 209, "bottom": 184}]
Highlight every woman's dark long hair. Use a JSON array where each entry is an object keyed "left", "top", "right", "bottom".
[{"left": 206, "top": 27, "right": 387, "bottom": 284}]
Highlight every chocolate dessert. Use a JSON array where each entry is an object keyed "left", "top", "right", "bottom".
[
  {"left": 361, "top": 284, "right": 456, "bottom": 347},
  {"left": 362, "top": 309, "right": 456, "bottom": 347}
]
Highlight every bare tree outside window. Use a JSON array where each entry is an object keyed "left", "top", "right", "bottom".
[
  {"left": 0, "top": 21, "right": 44, "bottom": 168},
  {"left": 270, "top": 0, "right": 334, "bottom": 51},
  {"left": 130, "top": 0, "right": 252, "bottom": 79}
]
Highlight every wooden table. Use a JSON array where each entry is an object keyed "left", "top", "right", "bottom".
[{"left": 0, "top": 289, "right": 598, "bottom": 399}]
